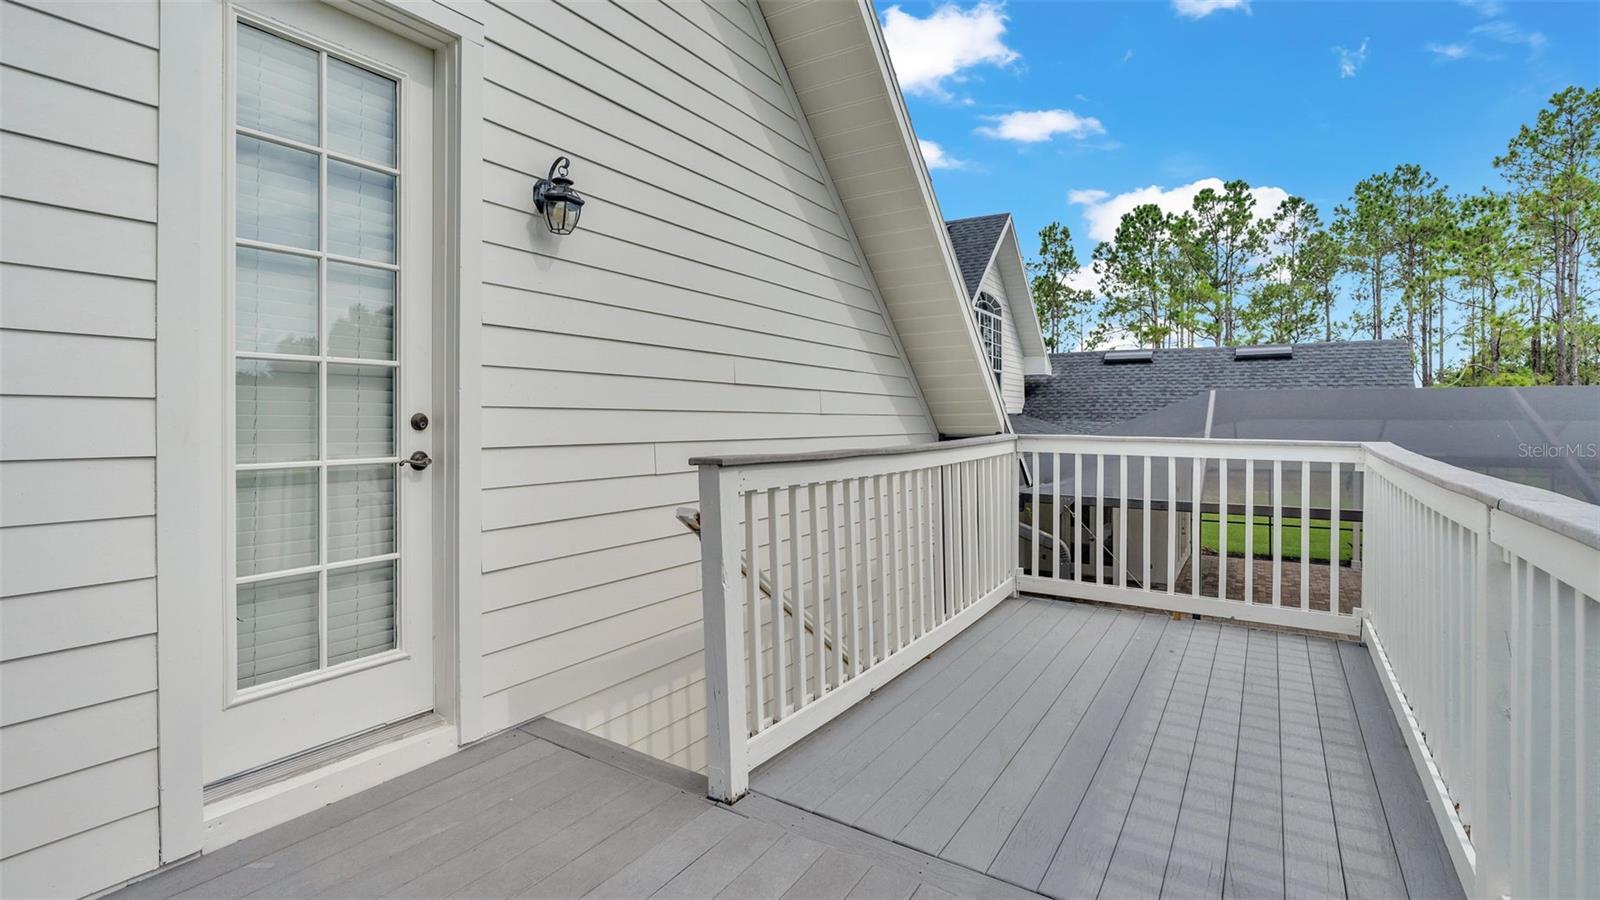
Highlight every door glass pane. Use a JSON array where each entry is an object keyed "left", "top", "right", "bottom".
[
  {"left": 327, "top": 263, "right": 394, "bottom": 359},
  {"left": 237, "top": 135, "right": 319, "bottom": 250},
  {"left": 237, "top": 572, "right": 320, "bottom": 688},
  {"left": 236, "top": 24, "right": 319, "bottom": 144},
  {"left": 237, "top": 468, "right": 319, "bottom": 576},
  {"left": 328, "top": 464, "right": 394, "bottom": 561},
  {"left": 236, "top": 359, "right": 318, "bottom": 463},
  {"left": 328, "top": 364, "right": 393, "bottom": 458},
  {"left": 232, "top": 22, "right": 408, "bottom": 691},
  {"left": 327, "top": 161, "right": 395, "bottom": 262},
  {"left": 327, "top": 58, "right": 396, "bottom": 167},
  {"left": 237, "top": 247, "right": 318, "bottom": 355},
  {"left": 327, "top": 560, "right": 396, "bottom": 665}
]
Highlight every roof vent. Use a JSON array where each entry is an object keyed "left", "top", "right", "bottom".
[
  {"left": 1102, "top": 349, "right": 1154, "bottom": 364},
  {"left": 1234, "top": 345, "right": 1293, "bottom": 361}
]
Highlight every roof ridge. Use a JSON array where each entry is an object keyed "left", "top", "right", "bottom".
[{"left": 943, "top": 211, "right": 1011, "bottom": 225}]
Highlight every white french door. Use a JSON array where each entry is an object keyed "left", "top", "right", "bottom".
[{"left": 204, "top": 2, "right": 438, "bottom": 784}]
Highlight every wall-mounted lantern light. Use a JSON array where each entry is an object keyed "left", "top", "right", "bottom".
[{"left": 532, "top": 156, "right": 585, "bottom": 235}]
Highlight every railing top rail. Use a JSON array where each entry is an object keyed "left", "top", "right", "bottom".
[
  {"left": 688, "top": 434, "right": 1015, "bottom": 469},
  {"left": 1018, "top": 433, "right": 1364, "bottom": 451},
  {"left": 1363, "top": 441, "right": 1600, "bottom": 551}
]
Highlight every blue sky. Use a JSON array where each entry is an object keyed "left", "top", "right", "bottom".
[{"left": 880, "top": 0, "right": 1598, "bottom": 308}]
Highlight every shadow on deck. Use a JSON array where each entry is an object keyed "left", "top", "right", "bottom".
[{"left": 752, "top": 596, "right": 1463, "bottom": 899}]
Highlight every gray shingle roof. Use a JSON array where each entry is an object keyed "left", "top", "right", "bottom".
[
  {"left": 945, "top": 213, "right": 1010, "bottom": 299},
  {"left": 1022, "top": 339, "right": 1415, "bottom": 434}
]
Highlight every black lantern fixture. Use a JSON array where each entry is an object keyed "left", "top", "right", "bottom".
[{"left": 532, "top": 156, "right": 585, "bottom": 235}]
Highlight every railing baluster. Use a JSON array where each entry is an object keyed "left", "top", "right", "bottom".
[
  {"left": 1218, "top": 457, "right": 1229, "bottom": 602},
  {"left": 1073, "top": 453, "right": 1082, "bottom": 582},
  {"left": 1272, "top": 460, "right": 1283, "bottom": 606},
  {"left": 827, "top": 480, "right": 842, "bottom": 692},
  {"left": 1300, "top": 460, "right": 1311, "bottom": 610},
  {"left": 768, "top": 487, "right": 786, "bottom": 718},
  {"left": 888, "top": 471, "right": 902, "bottom": 652},
  {"left": 808, "top": 482, "right": 823, "bottom": 698},
  {"left": 1191, "top": 456, "right": 1202, "bottom": 595},
  {"left": 915, "top": 464, "right": 928, "bottom": 634},
  {"left": 1330, "top": 462, "right": 1341, "bottom": 613},
  {"left": 1142, "top": 455, "right": 1152, "bottom": 591},
  {"left": 875, "top": 473, "right": 889, "bottom": 659},
  {"left": 843, "top": 478, "right": 859, "bottom": 679},
  {"left": 922, "top": 468, "right": 934, "bottom": 630},
  {"left": 860, "top": 476, "right": 874, "bottom": 669},
  {"left": 744, "top": 490, "right": 760, "bottom": 731},
  {"left": 949, "top": 464, "right": 962, "bottom": 615},
  {"left": 965, "top": 460, "right": 977, "bottom": 604},
  {"left": 1028, "top": 451, "right": 1039, "bottom": 578},
  {"left": 789, "top": 485, "right": 806, "bottom": 706},
  {"left": 1118, "top": 454, "right": 1129, "bottom": 589},
  {"left": 1053, "top": 453, "right": 1063, "bottom": 581},
  {"left": 1166, "top": 455, "right": 1176, "bottom": 594},
  {"left": 939, "top": 464, "right": 949, "bottom": 618},
  {"left": 1244, "top": 460, "right": 1254, "bottom": 604},
  {"left": 1095, "top": 454, "right": 1105, "bottom": 586}
]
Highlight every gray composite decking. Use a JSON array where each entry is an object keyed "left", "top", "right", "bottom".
[
  {"left": 752, "top": 596, "right": 1465, "bottom": 900},
  {"left": 114, "top": 596, "right": 1462, "bottom": 900},
  {"left": 112, "top": 719, "right": 1037, "bottom": 900}
]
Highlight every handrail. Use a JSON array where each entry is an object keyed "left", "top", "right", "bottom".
[
  {"left": 675, "top": 508, "right": 849, "bottom": 668},
  {"left": 695, "top": 436, "right": 1018, "bottom": 802}
]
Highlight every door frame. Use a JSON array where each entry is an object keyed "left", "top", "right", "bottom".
[{"left": 154, "top": 0, "right": 483, "bottom": 863}]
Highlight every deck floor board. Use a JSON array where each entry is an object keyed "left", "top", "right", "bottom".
[
  {"left": 755, "top": 597, "right": 1464, "bottom": 900},
  {"left": 114, "top": 597, "right": 1462, "bottom": 900}
]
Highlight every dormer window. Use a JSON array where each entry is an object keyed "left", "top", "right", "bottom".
[{"left": 974, "top": 293, "right": 1003, "bottom": 388}]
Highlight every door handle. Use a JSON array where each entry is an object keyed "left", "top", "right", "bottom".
[{"left": 400, "top": 451, "right": 433, "bottom": 471}]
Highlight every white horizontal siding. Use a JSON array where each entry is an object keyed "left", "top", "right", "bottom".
[
  {"left": 0, "top": 1, "right": 161, "bottom": 894},
  {"left": 470, "top": 0, "right": 935, "bottom": 774},
  {"left": 981, "top": 264, "right": 1026, "bottom": 414}
]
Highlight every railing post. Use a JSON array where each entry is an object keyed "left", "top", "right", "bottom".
[
  {"left": 1011, "top": 440, "right": 1021, "bottom": 591},
  {"left": 698, "top": 463, "right": 748, "bottom": 803},
  {"left": 1472, "top": 524, "right": 1513, "bottom": 899}
]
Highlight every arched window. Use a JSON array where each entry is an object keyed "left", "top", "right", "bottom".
[{"left": 974, "top": 293, "right": 1003, "bottom": 388}]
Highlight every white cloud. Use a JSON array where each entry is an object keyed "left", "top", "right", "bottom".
[
  {"left": 1472, "top": 19, "right": 1546, "bottom": 52},
  {"left": 1427, "top": 16, "right": 1546, "bottom": 65},
  {"left": 1427, "top": 41, "right": 1473, "bottom": 61},
  {"left": 1068, "top": 178, "right": 1291, "bottom": 243},
  {"left": 1121, "top": 48, "right": 1135, "bottom": 63},
  {"left": 1171, "top": 0, "right": 1249, "bottom": 19},
  {"left": 880, "top": 2, "right": 1018, "bottom": 99},
  {"left": 1335, "top": 38, "right": 1369, "bottom": 77},
  {"left": 1062, "top": 265, "right": 1101, "bottom": 294},
  {"left": 977, "top": 109, "right": 1105, "bottom": 143},
  {"left": 918, "top": 139, "right": 967, "bottom": 171},
  {"left": 1460, "top": 0, "right": 1504, "bottom": 17}
]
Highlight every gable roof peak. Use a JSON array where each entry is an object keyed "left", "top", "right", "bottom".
[{"left": 944, "top": 213, "right": 1013, "bottom": 299}]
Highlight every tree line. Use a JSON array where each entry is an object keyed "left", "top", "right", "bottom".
[{"left": 1029, "top": 86, "right": 1600, "bottom": 386}]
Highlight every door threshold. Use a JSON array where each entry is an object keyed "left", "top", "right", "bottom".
[{"left": 201, "top": 714, "right": 456, "bottom": 853}]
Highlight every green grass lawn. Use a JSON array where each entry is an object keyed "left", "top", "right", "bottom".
[{"left": 1199, "top": 513, "right": 1355, "bottom": 564}]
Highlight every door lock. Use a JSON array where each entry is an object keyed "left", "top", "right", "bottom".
[
  {"left": 400, "top": 450, "right": 433, "bottom": 471},
  {"left": 411, "top": 412, "right": 430, "bottom": 431}
]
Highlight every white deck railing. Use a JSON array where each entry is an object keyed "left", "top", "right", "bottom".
[
  {"left": 1015, "top": 434, "right": 1367, "bottom": 635},
  {"left": 1362, "top": 443, "right": 1599, "bottom": 900},
  {"left": 692, "top": 437, "right": 1017, "bottom": 802},
  {"left": 694, "top": 433, "right": 1598, "bottom": 897}
]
